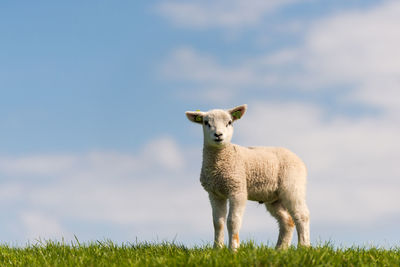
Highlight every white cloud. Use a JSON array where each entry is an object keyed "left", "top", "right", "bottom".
[
  {"left": 0, "top": 183, "right": 23, "bottom": 201},
  {"left": 161, "top": 48, "right": 257, "bottom": 87},
  {"left": 142, "top": 136, "right": 185, "bottom": 171},
  {"left": 20, "top": 211, "right": 70, "bottom": 241},
  {"left": 161, "top": 1, "right": 400, "bottom": 112},
  {"left": 160, "top": 47, "right": 285, "bottom": 103},
  {"left": 0, "top": 155, "right": 77, "bottom": 175},
  {"left": 156, "top": 0, "right": 303, "bottom": 29},
  {"left": 300, "top": 0, "right": 400, "bottom": 111},
  {"left": 0, "top": 136, "right": 208, "bottom": 243},
  {"left": 304, "top": 1, "right": 400, "bottom": 82}
]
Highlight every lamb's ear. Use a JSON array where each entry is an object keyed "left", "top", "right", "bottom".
[
  {"left": 186, "top": 111, "right": 205, "bottom": 124},
  {"left": 229, "top": 104, "right": 247, "bottom": 121}
]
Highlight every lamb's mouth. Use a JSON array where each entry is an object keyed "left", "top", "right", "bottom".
[{"left": 214, "top": 138, "right": 224, "bottom": 143}]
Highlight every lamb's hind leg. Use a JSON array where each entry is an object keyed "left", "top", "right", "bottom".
[
  {"left": 265, "top": 200, "right": 295, "bottom": 249},
  {"left": 280, "top": 167, "right": 310, "bottom": 247},
  {"left": 291, "top": 202, "right": 310, "bottom": 247},
  {"left": 209, "top": 194, "right": 227, "bottom": 248},
  {"left": 283, "top": 198, "right": 310, "bottom": 247}
]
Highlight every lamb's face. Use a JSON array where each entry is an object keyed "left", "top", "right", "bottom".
[
  {"left": 202, "top": 110, "right": 234, "bottom": 147},
  {"left": 186, "top": 104, "right": 247, "bottom": 148}
]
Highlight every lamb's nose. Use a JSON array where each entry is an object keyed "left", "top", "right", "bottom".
[{"left": 214, "top": 133, "right": 223, "bottom": 138}]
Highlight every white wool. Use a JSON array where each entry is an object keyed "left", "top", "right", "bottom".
[{"left": 186, "top": 104, "right": 310, "bottom": 250}]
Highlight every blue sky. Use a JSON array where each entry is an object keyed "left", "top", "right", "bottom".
[{"left": 1, "top": 0, "right": 400, "bottom": 247}]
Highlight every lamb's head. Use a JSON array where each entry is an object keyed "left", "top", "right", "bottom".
[{"left": 186, "top": 104, "right": 247, "bottom": 147}]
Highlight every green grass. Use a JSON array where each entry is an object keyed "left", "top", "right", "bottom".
[{"left": 0, "top": 240, "right": 399, "bottom": 266}]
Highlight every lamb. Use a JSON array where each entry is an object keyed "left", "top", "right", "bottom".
[{"left": 185, "top": 104, "right": 310, "bottom": 250}]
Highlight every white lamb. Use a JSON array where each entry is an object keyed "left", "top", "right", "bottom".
[{"left": 186, "top": 104, "right": 310, "bottom": 250}]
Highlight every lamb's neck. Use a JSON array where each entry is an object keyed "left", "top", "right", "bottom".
[{"left": 202, "top": 143, "right": 235, "bottom": 163}]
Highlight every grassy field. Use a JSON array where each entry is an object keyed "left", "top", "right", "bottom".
[{"left": 0, "top": 241, "right": 399, "bottom": 266}]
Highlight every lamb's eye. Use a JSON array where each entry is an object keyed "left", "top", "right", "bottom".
[
  {"left": 227, "top": 120, "right": 232, "bottom": 127},
  {"left": 204, "top": 120, "right": 210, "bottom": 127}
]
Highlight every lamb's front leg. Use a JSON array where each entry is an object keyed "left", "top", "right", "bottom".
[
  {"left": 227, "top": 194, "right": 247, "bottom": 251},
  {"left": 209, "top": 194, "right": 227, "bottom": 248}
]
